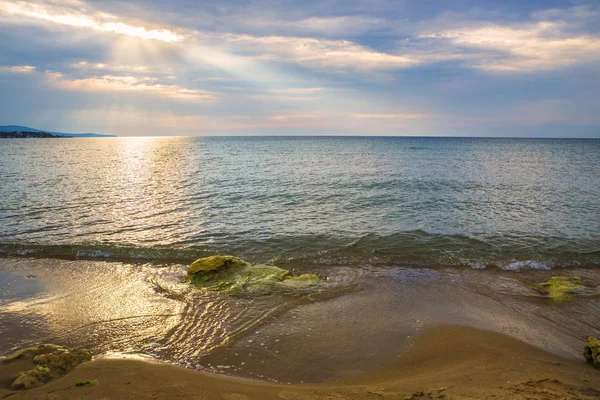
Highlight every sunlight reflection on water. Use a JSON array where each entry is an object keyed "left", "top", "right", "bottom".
[{"left": 0, "top": 137, "right": 598, "bottom": 267}]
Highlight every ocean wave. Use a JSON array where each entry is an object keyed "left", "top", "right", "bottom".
[
  {"left": 498, "top": 260, "right": 552, "bottom": 271},
  {"left": 0, "top": 243, "right": 211, "bottom": 264},
  {"left": 75, "top": 249, "right": 114, "bottom": 258},
  {"left": 0, "top": 231, "right": 598, "bottom": 271}
]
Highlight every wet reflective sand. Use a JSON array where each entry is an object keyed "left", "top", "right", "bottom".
[{"left": 1, "top": 257, "right": 599, "bottom": 383}]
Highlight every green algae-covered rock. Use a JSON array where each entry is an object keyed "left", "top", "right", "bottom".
[
  {"left": 1, "top": 344, "right": 65, "bottom": 363},
  {"left": 187, "top": 256, "right": 322, "bottom": 293},
  {"left": 535, "top": 276, "right": 584, "bottom": 302},
  {"left": 188, "top": 255, "right": 248, "bottom": 276},
  {"left": 75, "top": 380, "right": 98, "bottom": 387},
  {"left": 281, "top": 273, "right": 321, "bottom": 288},
  {"left": 2, "top": 344, "right": 92, "bottom": 390},
  {"left": 584, "top": 336, "right": 600, "bottom": 368}
]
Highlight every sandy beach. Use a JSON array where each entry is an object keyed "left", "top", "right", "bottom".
[
  {"left": 1, "top": 255, "right": 599, "bottom": 399},
  {"left": 3, "top": 0, "right": 600, "bottom": 394},
  {"left": 1, "top": 325, "right": 599, "bottom": 400}
]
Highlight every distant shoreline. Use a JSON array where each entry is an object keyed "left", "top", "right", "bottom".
[
  {"left": 0, "top": 131, "right": 68, "bottom": 138},
  {"left": 0, "top": 125, "right": 116, "bottom": 137}
]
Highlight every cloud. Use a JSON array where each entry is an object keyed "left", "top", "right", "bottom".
[
  {"left": 70, "top": 61, "right": 150, "bottom": 72},
  {"left": 269, "top": 87, "right": 329, "bottom": 94},
  {"left": 1, "top": 1, "right": 599, "bottom": 137},
  {"left": 532, "top": 5, "right": 600, "bottom": 25},
  {"left": 228, "top": 15, "right": 386, "bottom": 37},
  {"left": 130, "top": 113, "right": 337, "bottom": 133},
  {"left": 45, "top": 72, "right": 215, "bottom": 102},
  {"left": 268, "top": 113, "right": 322, "bottom": 121},
  {"left": 220, "top": 34, "right": 419, "bottom": 71},
  {"left": 418, "top": 9, "right": 600, "bottom": 72},
  {"left": 0, "top": 0, "right": 183, "bottom": 42},
  {"left": 2, "top": 1, "right": 599, "bottom": 76},
  {"left": 209, "top": 9, "right": 600, "bottom": 74},
  {"left": 0, "top": 65, "right": 36, "bottom": 73},
  {"left": 249, "top": 87, "right": 339, "bottom": 102},
  {"left": 353, "top": 113, "right": 434, "bottom": 119},
  {"left": 297, "top": 16, "right": 385, "bottom": 36}
]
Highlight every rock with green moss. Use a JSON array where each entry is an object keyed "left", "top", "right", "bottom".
[
  {"left": 535, "top": 276, "right": 584, "bottom": 302},
  {"left": 2, "top": 344, "right": 92, "bottom": 390},
  {"left": 2, "top": 344, "right": 65, "bottom": 363},
  {"left": 187, "top": 256, "right": 322, "bottom": 293},
  {"left": 188, "top": 256, "right": 248, "bottom": 276},
  {"left": 75, "top": 379, "right": 98, "bottom": 387},
  {"left": 280, "top": 273, "right": 321, "bottom": 288},
  {"left": 584, "top": 336, "right": 600, "bottom": 368}
]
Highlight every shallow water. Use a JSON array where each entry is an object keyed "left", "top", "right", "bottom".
[
  {"left": 1, "top": 257, "right": 599, "bottom": 383},
  {"left": 1, "top": 137, "right": 599, "bottom": 269}
]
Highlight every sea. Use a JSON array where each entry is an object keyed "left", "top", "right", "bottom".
[
  {"left": 0, "top": 136, "right": 599, "bottom": 382},
  {"left": 1, "top": 136, "right": 599, "bottom": 269}
]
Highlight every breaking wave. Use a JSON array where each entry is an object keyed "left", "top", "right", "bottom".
[{"left": 1, "top": 230, "right": 598, "bottom": 271}]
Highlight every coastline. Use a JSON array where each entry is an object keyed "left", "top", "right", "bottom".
[{"left": 1, "top": 325, "right": 599, "bottom": 400}]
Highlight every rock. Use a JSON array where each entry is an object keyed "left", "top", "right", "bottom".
[
  {"left": 535, "top": 276, "right": 583, "bottom": 302},
  {"left": 280, "top": 274, "right": 321, "bottom": 288},
  {"left": 187, "top": 256, "right": 322, "bottom": 293},
  {"left": 2, "top": 344, "right": 92, "bottom": 390},
  {"left": 75, "top": 380, "right": 98, "bottom": 386},
  {"left": 2, "top": 344, "right": 65, "bottom": 363},
  {"left": 188, "top": 256, "right": 248, "bottom": 277},
  {"left": 584, "top": 336, "right": 600, "bottom": 368}
]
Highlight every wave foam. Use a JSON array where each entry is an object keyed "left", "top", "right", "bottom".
[
  {"left": 75, "top": 250, "right": 113, "bottom": 258},
  {"left": 499, "top": 260, "right": 552, "bottom": 271}
]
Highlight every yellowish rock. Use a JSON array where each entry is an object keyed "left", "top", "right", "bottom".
[
  {"left": 535, "top": 276, "right": 583, "bottom": 302},
  {"left": 187, "top": 256, "right": 322, "bottom": 293},
  {"left": 584, "top": 336, "right": 600, "bottom": 368},
  {"left": 2, "top": 344, "right": 92, "bottom": 390}
]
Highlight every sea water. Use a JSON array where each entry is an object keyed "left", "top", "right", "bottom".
[
  {"left": 0, "top": 136, "right": 599, "bottom": 382},
  {"left": 1, "top": 136, "right": 599, "bottom": 269}
]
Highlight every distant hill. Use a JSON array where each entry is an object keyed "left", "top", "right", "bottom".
[
  {"left": 0, "top": 125, "right": 116, "bottom": 138},
  {"left": 0, "top": 131, "right": 64, "bottom": 138}
]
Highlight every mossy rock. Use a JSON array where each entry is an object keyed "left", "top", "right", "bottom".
[
  {"left": 187, "top": 256, "right": 322, "bottom": 293},
  {"left": 281, "top": 274, "right": 321, "bottom": 288},
  {"left": 188, "top": 256, "right": 248, "bottom": 276},
  {"left": 1, "top": 344, "right": 65, "bottom": 364},
  {"left": 75, "top": 379, "right": 98, "bottom": 387},
  {"left": 584, "top": 336, "right": 600, "bottom": 368},
  {"left": 2, "top": 344, "right": 92, "bottom": 390},
  {"left": 535, "top": 276, "right": 584, "bottom": 302}
]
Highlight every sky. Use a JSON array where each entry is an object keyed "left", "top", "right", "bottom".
[{"left": 0, "top": 0, "right": 599, "bottom": 137}]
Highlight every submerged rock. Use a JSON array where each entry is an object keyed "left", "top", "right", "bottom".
[
  {"left": 535, "top": 276, "right": 584, "bottom": 302},
  {"left": 584, "top": 337, "right": 600, "bottom": 368},
  {"left": 1, "top": 344, "right": 92, "bottom": 390},
  {"left": 187, "top": 256, "right": 322, "bottom": 293},
  {"left": 280, "top": 273, "right": 321, "bottom": 287}
]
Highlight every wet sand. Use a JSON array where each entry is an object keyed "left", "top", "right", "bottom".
[
  {"left": 1, "top": 325, "right": 599, "bottom": 400},
  {"left": 1, "top": 257, "right": 599, "bottom": 398}
]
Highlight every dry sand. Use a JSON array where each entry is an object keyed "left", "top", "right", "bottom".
[{"left": 1, "top": 325, "right": 599, "bottom": 400}]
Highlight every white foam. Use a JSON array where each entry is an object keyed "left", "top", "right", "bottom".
[
  {"left": 460, "top": 258, "right": 486, "bottom": 269},
  {"left": 470, "top": 263, "right": 486, "bottom": 270},
  {"left": 75, "top": 250, "right": 113, "bottom": 258},
  {"left": 16, "top": 249, "right": 34, "bottom": 255},
  {"left": 499, "top": 260, "right": 552, "bottom": 271}
]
